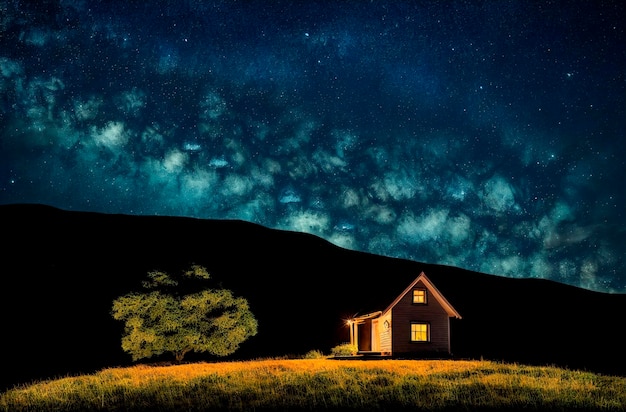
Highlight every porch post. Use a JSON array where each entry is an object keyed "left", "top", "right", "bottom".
[{"left": 350, "top": 321, "right": 358, "bottom": 349}]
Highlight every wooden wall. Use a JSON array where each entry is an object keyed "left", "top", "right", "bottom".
[
  {"left": 376, "top": 313, "right": 392, "bottom": 354},
  {"left": 391, "top": 280, "right": 451, "bottom": 354}
]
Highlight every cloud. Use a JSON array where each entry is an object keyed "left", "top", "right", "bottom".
[
  {"left": 286, "top": 155, "right": 318, "bottom": 180},
  {"left": 328, "top": 232, "right": 356, "bottom": 250},
  {"left": 364, "top": 204, "right": 397, "bottom": 225},
  {"left": 490, "top": 255, "right": 526, "bottom": 277},
  {"left": 156, "top": 43, "right": 180, "bottom": 74},
  {"left": 500, "top": 127, "right": 562, "bottom": 168},
  {"left": 208, "top": 156, "right": 230, "bottom": 168},
  {"left": 21, "top": 27, "right": 52, "bottom": 46},
  {"left": 221, "top": 173, "right": 254, "bottom": 198},
  {"left": 559, "top": 260, "right": 577, "bottom": 281},
  {"left": 199, "top": 90, "right": 228, "bottom": 121},
  {"left": 224, "top": 194, "right": 275, "bottom": 222},
  {"left": 536, "top": 201, "right": 590, "bottom": 249},
  {"left": 115, "top": 88, "right": 146, "bottom": 117},
  {"left": 249, "top": 163, "right": 276, "bottom": 188},
  {"left": 580, "top": 258, "right": 600, "bottom": 290},
  {"left": 338, "top": 187, "right": 362, "bottom": 209},
  {"left": 279, "top": 187, "right": 302, "bottom": 204},
  {"left": 332, "top": 129, "right": 358, "bottom": 159},
  {"left": 446, "top": 214, "right": 472, "bottom": 246},
  {"left": 0, "top": 57, "right": 23, "bottom": 78},
  {"left": 180, "top": 168, "right": 217, "bottom": 199},
  {"left": 280, "top": 210, "right": 331, "bottom": 237},
  {"left": 312, "top": 148, "right": 348, "bottom": 174},
  {"left": 370, "top": 169, "right": 422, "bottom": 202},
  {"left": 549, "top": 201, "right": 575, "bottom": 222},
  {"left": 91, "top": 121, "right": 131, "bottom": 150},
  {"left": 367, "top": 233, "right": 396, "bottom": 257},
  {"left": 73, "top": 97, "right": 103, "bottom": 121},
  {"left": 397, "top": 209, "right": 448, "bottom": 244},
  {"left": 16, "top": 76, "right": 66, "bottom": 133},
  {"left": 444, "top": 175, "right": 475, "bottom": 202},
  {"left": 481, "top": 174, "right": 519, "bottom": 214},
  {"left": 543, "top": 223, "right": 597, "bottom": 249},
  {"left": 161, "top": 149, "right": 188, "bottom": 173},
  {"left": 527, "top": 252, "right": 553, "bottom": 278}
]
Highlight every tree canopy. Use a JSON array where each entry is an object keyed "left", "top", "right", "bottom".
[{"left": 111, "top": 265, "right": 258, "bottom": 362}]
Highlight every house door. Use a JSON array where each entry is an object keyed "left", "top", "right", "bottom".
[
  {"left": 358, "top": 321, "right": 372, "bottom": 351},
  {"left": 371, "top": 319, "right": 380, "bottom": 352}
]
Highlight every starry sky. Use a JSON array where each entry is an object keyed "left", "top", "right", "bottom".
[{"left": 1, "top": 1, "right": 624, "bottom": 293}]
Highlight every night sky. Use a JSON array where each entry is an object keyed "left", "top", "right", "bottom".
[{"left": 1, "top": 1, "right": 624, "bottom": 293}]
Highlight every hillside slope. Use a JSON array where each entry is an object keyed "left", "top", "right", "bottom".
[{"left": 1, "top": 203, "right": 625, "bottom": 390}]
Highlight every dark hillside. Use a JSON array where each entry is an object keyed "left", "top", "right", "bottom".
[{"left": 1, "top": 204, "right": 625, "bottom": 391}]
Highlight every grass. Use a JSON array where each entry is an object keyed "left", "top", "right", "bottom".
[{"left": 1, "top": 358, "right": 625, "bottom": 411}]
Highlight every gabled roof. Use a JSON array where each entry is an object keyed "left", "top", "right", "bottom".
[
  {"left": 382, "top": 271, "right": 462, "bottom": 319},
  {"left": 351, "top": 311, "right": 382, "bottom": 322}
]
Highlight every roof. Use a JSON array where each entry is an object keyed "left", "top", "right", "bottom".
[
  {"left": 381, "top": 271, "right": 462, "bottom": 319},
  {"left": 351, "top": 311, "right": 383, "bottom": 323}
]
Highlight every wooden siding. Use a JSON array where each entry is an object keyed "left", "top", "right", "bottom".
[
  {"left": 378, "top": 312, "right": 392, "bottom": 354},
  {"left": 391, "top": 279, "right": 451, "bottom": 354}
]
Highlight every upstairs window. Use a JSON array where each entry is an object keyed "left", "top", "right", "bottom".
[
  {"left": 410, "top": 322, "right": 430, "bottom": 342},
  {"left": 412, "top": 288, "right": 427, "bottom": 304}
]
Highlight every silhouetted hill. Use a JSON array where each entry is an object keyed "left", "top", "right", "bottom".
[{"left": 1, "top": 203, "right": 625, "bottom": 391}]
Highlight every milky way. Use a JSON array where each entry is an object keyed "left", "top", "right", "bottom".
[{"left": 1, "top": 1, "right": 624, "bottom": 292}]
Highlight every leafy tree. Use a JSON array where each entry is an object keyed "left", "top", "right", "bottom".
[{"left": 111, "top": 265, "right": 258, "bottom": 362}]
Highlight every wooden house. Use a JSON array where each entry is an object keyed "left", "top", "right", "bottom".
[{"left": 346, "top": 272, "right": 461, "bottom": 357}]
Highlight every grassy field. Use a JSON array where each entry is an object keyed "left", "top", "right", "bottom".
[{"left": 2, "top": 358, "right": 625, "bottom": 411}]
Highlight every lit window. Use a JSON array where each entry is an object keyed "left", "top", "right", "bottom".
[
  {"left": 412, "top": 289, "right": 427, "bottom": 304},
  {"left": 411, "top": 323, "right": 429, "bottom": 342}
]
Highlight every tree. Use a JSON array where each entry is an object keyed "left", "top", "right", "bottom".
[{"left": 111, "top": 265, "right": 258, "bottom": 362}]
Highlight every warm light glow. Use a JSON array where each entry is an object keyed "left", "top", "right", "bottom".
[
  {"left": 412, "top": 289, "right": 427, "bottom": 304},
  {"left": 411, "top": 323, "right": 429, "bottom": 342}
]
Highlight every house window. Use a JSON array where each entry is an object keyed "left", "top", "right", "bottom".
[
  {"left": 412, "top": 288, "right": 427, "bottom": 304},
  {"left": 410, "top": 322, "right": 430, "bottom": 342}
]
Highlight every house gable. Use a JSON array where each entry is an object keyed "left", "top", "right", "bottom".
[
  {"left": 382, "top": 272, "right": 462, "bottom": 319},
  {"left": 385, "top": 272, "right": 461, "bottom": 355}
]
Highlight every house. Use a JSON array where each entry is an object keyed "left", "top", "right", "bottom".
[{"left": 346, "top": 272, "right": 461, "bottom": 357}]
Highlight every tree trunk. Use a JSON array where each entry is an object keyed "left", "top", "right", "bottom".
[{"left": 175, "top": 348, "right": 191, "bottom": 363}]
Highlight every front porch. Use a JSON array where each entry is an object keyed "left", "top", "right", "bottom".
[
  {"left": 333, "top": 351, "right": 391, "bottom": 360},
  {"left": 347, "top": 311, "right": 384, "bottom": 353}
]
